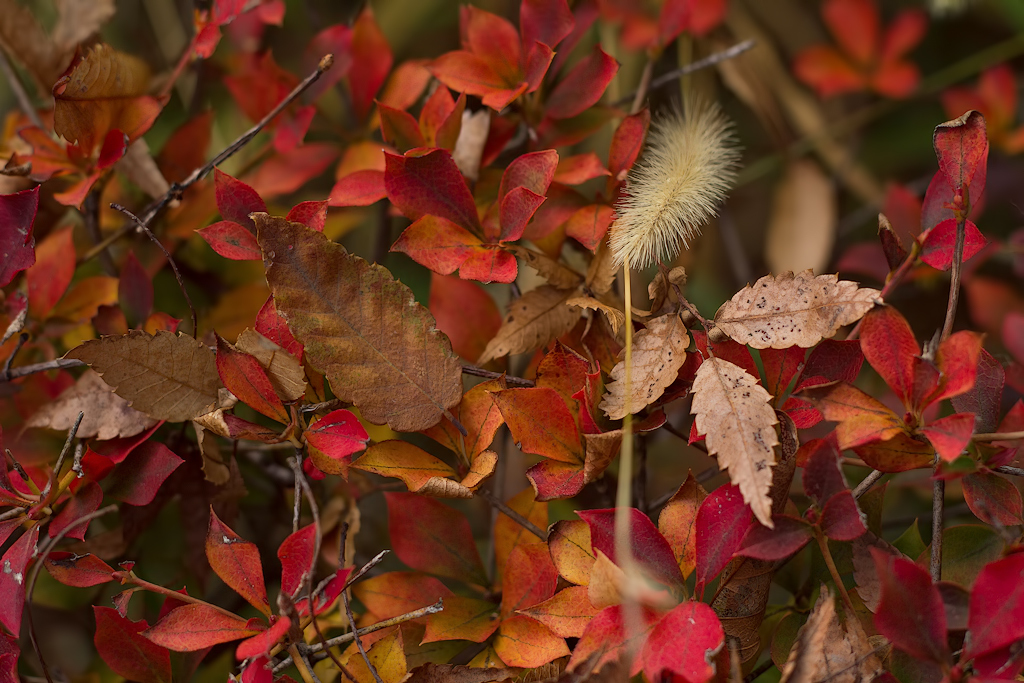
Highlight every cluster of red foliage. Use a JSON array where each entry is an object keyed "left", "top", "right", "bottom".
[{"left": 1, "top": 0, "right": 1024, "bottom": 682}]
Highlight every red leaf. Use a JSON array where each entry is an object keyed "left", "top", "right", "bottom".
[
  {"left": 854, "top": 430, "right": 935, "bottom": 473},
  {"left": 737, "top": 516, "right": 813, "bottom": 560},
  {"left": 330, "top": 169, "right": 387, "bottom": 207},
  {"left": 526, "top": 460, "right": 586, "bottom": 501},
  {"left": 565, "top": 204, "right": 614, "bottom": 251},
  {"left": 206, "top": 510, "right": 271, "bottom": 616},
  {"left": 235, "top": 616, "right": 291, "bottom": 660},
  {"left": 963, "top": 552, "right": 1024, "bottom": 660},
  {"left": 26, "top": 225, "right": 75, "bottom": 318},
  {"left": 94, "top": 607, "right": 172, "bottom": 683},
  {"left": 379, "top": 103, "right": 426, "bottom": 150},
  {"left": 881, "top": 8, "right": 928, "bottom": 62},
  {"left": 639, "top": 601, "right": 724, "bottom": 683},
  {"left": 304, "top": 25, "right": 352, "bottom": 100},
  {"left": 295, "top": 567, "right": 352, "bottom": 617},
  {"left": 554, "top": 153, "right": 610, "bottom": 185},
  {"left": 544, "top": 47, "right": 618, "bottom": 120},
  {"left": 933, "top": 110, "right": 989, "bottom": 206},
  {"left": 0, "top": 633, "right": 17, "bottom": 683},
  {"left": 384, "top": 149, "right": 479, "bottom": 231},
  {"left": 760, "top": 346, "right": 807, "bottom": 402},
  {"left": 216, "top": 335, "right": 288, "bottom": 422},
  {"left": 824, "top": 0, "right": 878, "bottom": 66},
  {"left": 567, "top": 604, "right": 660, "bottom": 675},
  {"left": 349, "top": 8, "right": 393, "bottom": 120},
  {"left": 801, "top": 382, "right": 904, "bottom": 450},
  {"left": 950, "top": 349, "right": 1004, "bottom": 433},
  {"left": 872, "top": 549, "right": 948, "bottom": 664},
  {"left": 285, "top": 201, "right": 328, "bottom": 233},
  {"left": 0, "top": 186, "right": 39, "bottom": 287},
  {"left": 859, "top": 305, "right": 918, "bottom": 407},
  {"left": 577, "top": 508, "right": 684, "bottom": 590},
  {"left": 0, "top": 525, "right": 37, "bottom": 635},
  {"left": 500, "top": 150, "right": 559, "bottom": 199},
  {"left": 45, "top": 551, "right": 115, "bottom": 587},
  {"left": 198, "top": 221, "right": 263, "bottom": 260},
  {"left": 608, "top": 109, "right": 650, "bottom": 183},
  {"left": 792, "top": 46, "right": 867, "bottom": 98},
  {"left": 214, "top": 169, "right": 266, "bottom": 233},
  {"left": 277, "top": 525, "right": 316, "bottom": 597},
  {"left": 820, "top": 491, "right": 867, "bottom": 541},
  {"left": 501, "top": 544, "right": 557, "bottom": 616},
  {"left": 256, "top": 296, "right": 303, "bottom": 360},
  {"left": 430, "top": 52, "right": 527, "bottom": 112},
  {"left": 304, "top": 409, "right": 369, "bottom": 461},
  {"left": 963, "top": 473, "right": 1024, "bottom": 526},
  {"left": 244, "top": 143, "right": 337, "bottom": 199},
  {"left": 919, "top": 218, "right": 987, "bottom": 271},
  {"left": 390, "top": 214, "right": 483, "bottom": 276},
  {"left": 49, "top": 481, "right": 103, "bottom": 541},
  {"left": 119, "top": 252, "right": 154, "bottom": 326},
  {"left": 520, "top": 0, "right": 574, "bottom": 52},
  {"left": 921, "top": 413, "right": 975, "bottom": 462},
  {"left": 695, "top": 484, "right": 750, "bottom": 593},
  {"left": 452, "top": 244, "right": 518, "bottom": 284},
  {"left": 491, "top": 388, "right": 583, "bottom": 464},
  {"left": 143, "top": 604, "right": 259, "bottom": 651},
  {"left": 240, "top": 656, "right": 273, "bottom": 683},
  {"left": 499, "top": 186, "right": 546, "bottom": 242},
  {"left": 428, "top": 274, "right": 502, "bottom": 362},
  {"left": 106, "top": 441, "right": 184, "bottom": 506},
  {"left": 385, "top": 492, "right": 487, "bottom": 585}
]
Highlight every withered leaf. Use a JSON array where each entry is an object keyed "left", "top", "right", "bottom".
[
  {"left": 405, "top": 663, "right": 513, "bottom": 683},
  {"left": 585, "top": 238, "right": 617, "bottom": 297},
  {"left": 600, "top": 314, "right": 689, "bottom": 420},
  {"left": 115, "top": 139, "right": 170, "bottom": 200},
  {"left": 690, "top": 357, "right": 778, "bottom": 527},
  {"left": 235, "top": 328, "right": 306, "bottom": 402},
  {"left": 478, "top": 285, "right": 580, "bottom": 364},
  {"left": 712, "top": 271, "right": 881, "bottom": 349},
  {"left": 193, "top": 421, "right": 231, "bottom": 485},
  {"left": 26, "top": 369, "right": 157, "bottom": 440},
  {"left": 256, "top": 214, "right": 461, "bottom": 432},
  {"left": 66, "top": 330, "right": 224, "bottom": 422},
  {"left": 507, "top": 245, "right": 583, "bottom": 290},
  {"left": 567, "top": 296, "right": 625, "bottom": 335},
  {"left": 765, "top": 160, "right": 837, "bottom": 275}
]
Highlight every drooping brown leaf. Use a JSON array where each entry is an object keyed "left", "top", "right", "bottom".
[
  {"left": 256, "top": 213, "right": 461, "bottom": 432},
  {"left": 235, "top": 328, "right": 306, "bottom": 402},
  {"left": 567, "top": 296, "right": 625, "bottom": 335},
  {"left": 193, "top": 422, "right": 231, "bottom": 485},
  {"left": 600, "top": 314, "right": 689, "bottom": 420},
  {"left": 779, "top": 587, "right": 884, "bottom": 683},
  {"left": 115, "top": 139, "right": 170, "bottom": 200},
  {"left": 633, "top": 267, "right": 685, "bottom": 318},
  {"left": 765, "top": 160, "right": 837, "bottom": 275},
  {"left": 478, "top": 285, "right": 580, "bottom": 364},
  {"left": 404, "top": 663, "right": 514, "bottom": 683},
  {"left": 507, "top": 245, "right": 583, "bottom": 290},
  {"left": 66, "top": 330, "right": 224, "bottom": 422},
  {"left": 26, "top": 369, "right": 157, "bottom": 440},
  {"left": 53, "top": 43, "right": 162, "bottom": 151},
  {"left": 51, "top": 0, "right": 116, "bottom": 53},
  {"left": 690, "top": 357, "right": 778, "bottom": 527},
  {"left": 586, "top": 238, "right": 618, "bottom": 297},
  {"left": 712, "top": 271, "right": 881, "bottom": 349}
]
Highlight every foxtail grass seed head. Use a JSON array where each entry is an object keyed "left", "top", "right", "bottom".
[{"left": 609, "top": 100, "right": 740, "bottom": 270}]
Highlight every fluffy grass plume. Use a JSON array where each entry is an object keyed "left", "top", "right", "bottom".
[{"left": 609, "top": 100, "right": 740, "bottom": 270}]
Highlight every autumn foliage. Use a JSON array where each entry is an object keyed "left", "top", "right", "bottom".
[{"left": 2, "top": 1, "right": 1024, "bottom": 682}]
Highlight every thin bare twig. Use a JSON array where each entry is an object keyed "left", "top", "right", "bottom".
[
  {"left": 460, "top": 364, "right": 534, "bottom": 387},
  {"left": 1, "top": 333, "right": 29, "bottom": 381},
  {"left": 853, "top": 469, "right": 885, "bottom": 499},
  {"left": 1, "top": 358, "right": 85, "bottom": 382},
  {"left": 81, "top": 54, "right": 336, "bottom": 265},
  {"left": 931, "top": 455, "right": 945, "bottom": 583},
  {"left": 996, "top": 465, "right": 1024, "bottom": 477},
  {"left": 0, "top": 48, "right": 46, "bottom": 130},
  {"left": 613, "top": 40, "right": 756, "bottom": 107},
  {"left": 41, "top": 412, "right": 84, "bottom": 501},
  {"left": 339, "top": 523, "right": 384, "bottom": 683},
  {"left": 974, "top": 430, "right": 1024, "bottom": 442},
  {"left": 476, "top": 488, "right": 547, "bottom": 540},
  {"left": 110, "top": 203, "right": 198, "bottom": 337}
]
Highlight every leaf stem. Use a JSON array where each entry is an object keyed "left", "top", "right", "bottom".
[
  {"left": 119, "top": 574, "right": 244, "bottom": 620},
  {"left": 974, "top": 430, "right": 1024, "bottom": 441},
  {"left": 460, "top": 364, "right": 534, "bottom": 387},
  {"left": 288, "top": 644, "right": 318, "bottom": 683},
  {"left": 815, "top": 531, "right": 855, "bottom": 613},
  {"left": 931, "top": 455, "right": 945, "bottom": 583},
  {"left": 476, "top": 488, "right": 547, "bottom": 540},
  {"left": 941, "top": 218, "right": 967, "bottom": 341},
  {"left": 852, "top": 469, "right": 885, "bottom": 500}
]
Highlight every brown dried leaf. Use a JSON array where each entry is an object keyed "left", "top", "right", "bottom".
[
  {"left": 851, "top": 532, "right": 905, "bottom": 613},
  {"left": 582, "top": 431, "right": 620, "bottom": 483},
  {"left": 478, "top": 285, "right": 580, "bottom": 365},
  {"left": 690, "top": 357, "right": 778, "bottom": 527},
  {"left": 193, "top": 421, "right": 231, "bottom": 485},
  {"left": 778, "top": 587, "right": 835, "bottom": 683},
  {"left": 115, "top": 139, "right": 170, "bottom": 200},
  {"left": 25, "top": 369, "right": 157, "bottom": 440},
  {"left": 712, "top": 271, "right": 881, "bottom": 350},
  {"left": 507, "top": 245, "right": 583, "bottom": 290},
  {"left": 52, "top": 0, "right": 116, "bottom": 52},
  {"left": 256, "top": 214, "right": 462, "bottom": 432},
  {"left": 585, "top": 238, "right": 617, "bottom": 296},
  {"left": 65, "top": 330, "right": 224, "bottom": 422},
  {"left": 567, "top": 296, "right": 624, "bottom": 335},
  {"left": 235, "top": 328, "right": 306, "bottom": 402},
  {"left": 600, "top": 314, "right": 689, "bottom": 420},
  {"left": 404, "top": 663, "right": 514, "bottom": 683},
  {"left": 416, "top": 478, "right": 473, "bottom": 499},
  {"left": 765, "top": 160, "right": 836, "bottom": 275},
  {"left": 461, "top": 450, "right": 497, "bottom": 490}
]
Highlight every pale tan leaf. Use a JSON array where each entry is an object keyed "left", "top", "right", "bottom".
[
  {"left": 477, "top": 285, "right": 580, "bottom": 365},
  {"left": 585, "top": 238, "right": 617, "bottom": 296},
  {"left": 712, "top": 270, "right": 882, "bottom": 350},
  {"left": 633, "top": 267, "right": 685, "bottom": 318},
  {"left": 65, "top": 330, "right": 224, "bottom": 422},
  {"left": 765, "top": 160, "right": 836, "bottom": 275},
  {"left": 416, "top": 478, "right": 473, "bottom": 499},
  {"left": 26, "top": 369, "right": 157, "bottom": 440},
  {"left": 461, "top": 450, "right": 497, "bottom": 490},
  {"left": 452, "top": 109, "right": 490, "bottom": 182},
  {"left": 779, "top": 587, "right": 835, "bottom": 683},
  {"left": 256, "top": 214, "right": 462, "bottom": 432},
  {"left": 690, "top": 357, "right": 778, "bottom": 527},
  {"left": 53, "top": 0, "right": 116, "bottom": 49},
  {"left": 236, "top": 328, "right": 306, "bottom": 402},
  {"left": 114, "top": 139, "right": 170, "bottom": 200},
  {"left": 587, "top": 550, "right": 625, "bottom": 609},
  {"left": 567, "top": 296, "right": 624, "bottom": 335},
  {"left": 507, "top": 245, "right": 583, "bottom": 290},
  {"left": 193, "top": 421, "right": 231, "bottom": 485},
  {"left": 0, "top": 0, "right": 65, "bottom": 94},
  {"left": 600, "top": 314, "right": 689, "bottom": 420}
]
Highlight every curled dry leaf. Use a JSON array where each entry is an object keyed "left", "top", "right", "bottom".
[
  {"left": 765, "top": 159, "right": 837, "bottom": 275},
  {"left": 256, "top": 214, "right": 462, "bottom": 432},
  {"left": 634, "top": 267, "right": 685, "bottom": 317},
  {"left": 585, "top": 238, "right": 618, "bottom": 297},
  {"left": 600, "top": 314, "right": 689, "bottom": 420},
  {"left": 690, "top": 357, "right": 778, "bottom": 527},
  {"left": 66, "top": 330, "right": 224, "bottom": 422},
  {"left": 506, "top": 245, "right": 583, "bottom": 290},
  {"left": 712, "top": 271, "right": 881, "bottom": 350},
  {"left": 478, "top": 285, "right": 580, "bottom": 364},
  {"left": 26, "top": 369, "right": 157, "bottom": 440},
  {"left": 567, "top": 296, "right": 625, "bottom": 335},
  {"left": 235, "top": 328, "right": 306, "bottom": 402},
  {"left": 114, "top": 139, "right": 170, "bottom": 200}
]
